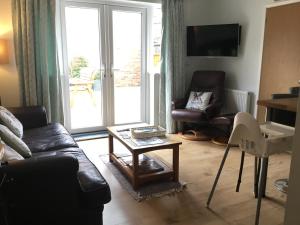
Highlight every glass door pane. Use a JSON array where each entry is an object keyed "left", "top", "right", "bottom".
[
  {"left": 65, "top": 6, "right": 104, "bottom": 131},
  {"left": 111, "top": 9, "right": 144, "bottom": 124}
]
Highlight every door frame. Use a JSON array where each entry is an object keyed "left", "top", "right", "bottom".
[{"left": 59, "top": 0, "right": 152, "bottom": 133}]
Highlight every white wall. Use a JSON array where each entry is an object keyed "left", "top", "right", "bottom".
[
  {"left": 0, "top": 0, "right": 21, "bottom": 107},
  {"left": 184, "top": 0, "right": 273, "bottom": 114}
]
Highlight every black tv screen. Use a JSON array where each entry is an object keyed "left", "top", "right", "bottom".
[{"left": 187, "top": 24, "right": 241, "bottom": 57}]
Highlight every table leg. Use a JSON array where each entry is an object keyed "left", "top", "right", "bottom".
[
  {"left": 108, "top": 134, "right": 113, "bottom": 163},
  {"left": 262, "top": 107, "right": 270, "bottom": 198},
  {"left": 132, "top": 152, "right": 139, "bottom": 190},
  {"left": 173, "top": 145, "right": 179, "bottom": 182}
]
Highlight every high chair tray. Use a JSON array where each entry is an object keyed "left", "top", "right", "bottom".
[{"left": 260, "top": 122, "right": 295, "bottom": 138}]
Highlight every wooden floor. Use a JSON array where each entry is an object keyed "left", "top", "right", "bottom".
[{"left": 78, "top": 135, "right": 290, "bottom": 225}]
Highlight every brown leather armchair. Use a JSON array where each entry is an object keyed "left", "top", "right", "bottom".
[{"left": 171, "top": 71, "right": 225, "bottom": 140}]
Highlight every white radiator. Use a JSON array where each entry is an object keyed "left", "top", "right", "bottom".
[{"left": 221, "top": 89, "right": 251, "bottom": 114}]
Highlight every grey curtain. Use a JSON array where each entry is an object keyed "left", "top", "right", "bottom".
[
  {"left": 12, "top": 0, "right": 64, "bottom": 123},
  {"left": 159, "top": 0, "right": 185, "bottom": 133}
]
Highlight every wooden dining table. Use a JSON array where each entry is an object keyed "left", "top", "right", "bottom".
[
  {"left": 257, "top": 97, "right": 298, "bottom": 193},
  {"left": 257, "top": 97, "right": 298, "bottom": 113}
]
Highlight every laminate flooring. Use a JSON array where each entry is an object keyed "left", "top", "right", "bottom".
[{"left": 78, "top": 135, "right": 290, "bottom": 225}]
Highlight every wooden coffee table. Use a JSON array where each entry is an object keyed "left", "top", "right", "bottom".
[{"left": 107, "top": 125, "right": 182, "bottom": 190}]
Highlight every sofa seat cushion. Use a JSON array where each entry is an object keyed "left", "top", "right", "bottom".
[
  {"left": 23, "top": 123, "right": 78, "bottom": 153},
  {"left": 32, "top": 147, "right": 111, "bottom": 207}
]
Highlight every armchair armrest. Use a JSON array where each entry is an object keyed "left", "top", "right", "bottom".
[
  {"left": 8, "top": 106, "right": 48, "bottom": 129},
  {"left": 172, "top": 98, "right": 186, "bottom": 110},
  {"left": 204, "top": 103, "right": 223, "bottom": 119},
  {"left": 1, "top": 154, "right": 80, "bottom": 211}
]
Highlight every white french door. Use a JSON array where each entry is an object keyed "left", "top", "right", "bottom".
[
  {"left": 61, "top": 1, "right": 147, "bottom": 133},
  {"left": 106, "top": 5, "right": 147, "bottom": 126}
]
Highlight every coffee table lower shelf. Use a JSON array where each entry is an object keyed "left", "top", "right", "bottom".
[{"left": 110, "top": 153, "right": 174, "bottom": 190}]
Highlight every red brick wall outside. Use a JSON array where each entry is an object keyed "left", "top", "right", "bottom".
[{"left": 114, "top": 49, "right": 141, "bottom": 87}]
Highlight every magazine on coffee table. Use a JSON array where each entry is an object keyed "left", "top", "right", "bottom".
[{"left": 130, "top": 137, "right": 166, "bottom": 146}]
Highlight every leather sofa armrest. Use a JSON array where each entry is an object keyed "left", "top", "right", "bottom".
[
  {"left": 204, "top": 103, "right": 223, "bottom": 119},
  {"left": 8, "top": 106, "right": 48, "bottom": 130},
  {"left": 0, "top": 155, "right": 80, "bottom": 210},
  {"left": 172, "top": 98, "right": 186, "bottom": 110},
  {"left": 2, "top": 154, "right": 79, "bottom": 175}
]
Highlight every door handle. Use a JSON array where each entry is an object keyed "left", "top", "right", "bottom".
[
  {"left": 111, "top": 64, "right": 120, "bottom": 78},
  {"left": 100, "top": 64, "right": 106, "bottom": 78}
]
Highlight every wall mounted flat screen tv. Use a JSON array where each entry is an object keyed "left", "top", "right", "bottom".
[{"left": 187, "top": 24, "right": 241, "bottom": 57}]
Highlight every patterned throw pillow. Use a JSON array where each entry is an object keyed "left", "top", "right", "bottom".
[
  {"left": 0, "top": 141, "right": 4, "bottom": 160},
  {"left": 0, "top": 141, "right": 24, "bottom": 162},
  {"left": 185, "top": 91, "right": 213, "bottom": 111},
  {"left": 0, "top": 125, "right": 31, "bottom": 158},
  {"left": 0, "top": 106, "right": 23, "bottom": 138}
]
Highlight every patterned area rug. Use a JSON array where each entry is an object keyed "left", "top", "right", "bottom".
[{"left": 100, "top": 155, "right": 187, "bottom": 202}]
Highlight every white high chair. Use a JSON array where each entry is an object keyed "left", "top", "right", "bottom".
[{"left": 206, "top": 112, "right": 294, "bottom": 225}]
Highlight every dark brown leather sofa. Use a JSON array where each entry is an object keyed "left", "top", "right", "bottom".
[{"left": 0, "top": 106, "right": 111, "bottom": 225}]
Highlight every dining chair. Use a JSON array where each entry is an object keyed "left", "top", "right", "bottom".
[{"left": 206, "top": 112, "right": 294, "bottom": 225}]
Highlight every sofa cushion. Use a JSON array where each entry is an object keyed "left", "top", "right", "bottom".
[
  {"left": 32, "top": 147, "right": 111, "bottom": 207},
  {"left": 22, "top": 123, "right": 78, "bottom": 153},
  {"left": 23, "top": 122, "right": 69, "bottom": 137},
  {"left": 0, "top": 106, "right": 23, "bottom": 138},
  {"left": 0, "top": 124, "right": 32, "bottom": 158}
]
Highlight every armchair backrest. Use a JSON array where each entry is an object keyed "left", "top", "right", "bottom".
[{"left": 187, "top": 70, "right": 225, "bottom": 106}]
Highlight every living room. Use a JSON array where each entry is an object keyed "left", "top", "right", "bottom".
[{"left": 0, "top": 0, "right": 300, "bottom": 225}]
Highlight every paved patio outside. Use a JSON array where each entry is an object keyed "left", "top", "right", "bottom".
[{"left": 70, "top": 86, "right": 141, "bottom": 130}]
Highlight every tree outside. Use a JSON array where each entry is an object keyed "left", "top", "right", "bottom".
[{"left": 69, "top": 56, "right": 89, "bottom": 78}]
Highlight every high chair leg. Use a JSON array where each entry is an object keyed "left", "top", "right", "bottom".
[
  {"left": 255, "top": 158, "right": 268, "bottom": 225},
  {"left": 261, "top": 157, "right": 269, "bottom": 197},
  {"left": 254, "top": 157, "right": 261, "bottom": 198},
  {"left": 236, "top": 151, "right": 245, "bottom": 192},
  {"left": 207, "top": 144, "right": 232, "bottom": 207}
]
